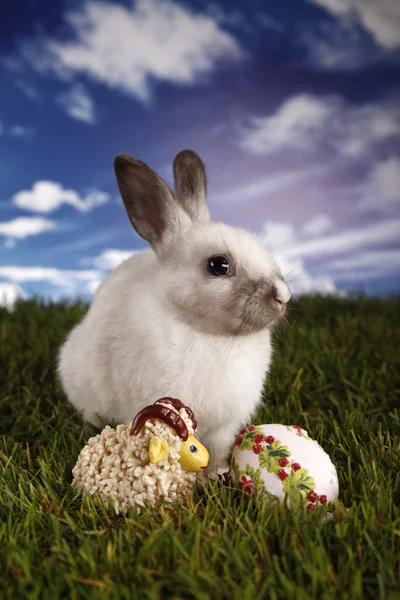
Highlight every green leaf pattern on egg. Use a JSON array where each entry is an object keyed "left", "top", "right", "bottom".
[
  {"left": 282, "top": 468, "right": 316, "bottom": 507},
  {"left": 244, "top": 464, "right": 265, "bottom": 494},
  {"left": 259, "top": 441, "right": 291, "bottom": 474},
  {"left": 237, "top": 426, "right": 265, "bottom": 451}
]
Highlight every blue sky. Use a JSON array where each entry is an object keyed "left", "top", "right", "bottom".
[{"left": 0, "top": 0, "right": 399, "bottom": 308}]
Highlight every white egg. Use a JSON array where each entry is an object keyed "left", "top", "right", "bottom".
[{"left": 230, "top": 424, "right": 339, "bottom": 509}]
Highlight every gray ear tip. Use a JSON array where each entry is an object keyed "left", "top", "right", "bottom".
[
  {"left": 114, "top": 153, "right": 142, "bottom": 174},
  {"left": 114, "top": 153, "right": 130, "bottom": 169},
  {"left": 174, "top": 148, "right": 200, "bottom": 160},
  {"left": 173, "top": 149, "right": 205, "bottom": 170}
]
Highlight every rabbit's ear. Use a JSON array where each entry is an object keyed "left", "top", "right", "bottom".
[
  {"left": 173, "top": 149, "right": 210, "bottom": 222},
  {"left": 114, "top": 153, "right": 190, "bottom": 249}
]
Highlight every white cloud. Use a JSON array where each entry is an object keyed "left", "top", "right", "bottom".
[
  {"left": 300, "top": 19, "right": 378, "bottom": 70},
  {"left": 85, "top": 276, "right": 103, "bottom": 294},
  {"left": 0, "top": 251, "right": 137, "bottom": 301},
  {"left": 361, "top": 157, "right": 400, "bottom": 211},
  {"left": 303, "top": 214, "right": 334, "bottom": 236},
  {"left": 312, "top": 247, "right": 400, "bottom": 282},
  {"left": 12, "top": 181, "right": 110, "bottom": 213},
  {"left": 242, "top": 94, "right": 333, "bottom": 154},
  {"left": 260, "top": 221, "right": 343, "bottom": 295},
  {"left": 282, "top": 218, "right": 400, "bottom": 260},
  {"left": 241, "top": 93, "right": 400, "bottom": 158},
  {"left": 9, "top": 125, "right": 35, "bottom": 137},
  {"left": 215, "top": 162, "right": 330, "bottom": 204},
  {"left": 57, "top": 83, "right": 96, "bottom": 124},
  {"left": 327, "top": 249, "right": 400, "bottom": 272},
  {"left": 0, "top": 122, "right": 35, "bottom": 138},
  {"left": 0, "top": 250, "right": 139, "bottom": 302},
  {"left": 0, "top": 266, "right": 103, "bottom": 294},
  {"left": 21, "top": 0, "right": 243, "bottom": 101},
  {"left": 81, "top": 248, "right": 137, "bottom": 270},
  {"left": 307, "top": 0, "right": 400, "bottom": 50},
  {"left": 0, "top": 282, "right": 25, "bottom": 311},
  {"left": 261, "top": 222, "right": 297, "bottom": 251},
  {"left": 0, "top": 217, "right": 56, "bottom": 239},
  {"left": 280, "top": 258, "right": 344, "bottom": 296},
  {"left": 205, "top": 4, "right": 252, "bottom": 33},
  {"left": 261, "top": 217, "right": 400, "bottom": 295}
]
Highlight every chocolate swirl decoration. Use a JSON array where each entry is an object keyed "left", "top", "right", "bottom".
[
  {"left": 130, "top": 404, "right": 189, "bottom": 440},
  {"left": 154, "top": 397, "right": 197, "bottom": 430}
]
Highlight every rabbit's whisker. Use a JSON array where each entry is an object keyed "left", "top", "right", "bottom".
[
  {"left": 283, "top": 265, "right": 303, "bottom": 279},
  {"left": 285, "top": 277, "right": 319, "bottom": 284}
]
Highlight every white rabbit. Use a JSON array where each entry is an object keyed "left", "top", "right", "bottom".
[{"left": 57, "top": 150, "right": 291, "bottom": 476}]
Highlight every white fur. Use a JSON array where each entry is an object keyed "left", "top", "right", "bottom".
[
  {"left": 58, "top": 248, "right": 278, "bottom": 472},
  {"left": 58, "top": 151, "right": 290, "bottom": 475}
]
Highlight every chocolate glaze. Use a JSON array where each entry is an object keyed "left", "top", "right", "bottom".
[
  {"left": 154, "top": 397, "right": 198, "bottom": 430},
  {"left": 130, "top": 404, "right": 189, "bottom": 440}
]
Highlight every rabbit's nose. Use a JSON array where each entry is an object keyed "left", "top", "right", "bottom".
[
  {"left": 273, "top": 294, "right": 285, "bottom": 307},
  {"left": 272, "top": 279, "right": 291, "bottom": 308}
]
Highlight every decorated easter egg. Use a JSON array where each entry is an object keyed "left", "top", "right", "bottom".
[{"left": 230, "top": 424, "right": 339, "bottom": 509}]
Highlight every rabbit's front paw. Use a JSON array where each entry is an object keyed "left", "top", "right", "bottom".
[{"left": 196, "top": 463, "right": 230, "bottom": 489}]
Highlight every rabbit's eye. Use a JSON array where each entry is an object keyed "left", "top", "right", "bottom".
[{"left": 207, "top": 256, "right": 230, "bottom": 276}]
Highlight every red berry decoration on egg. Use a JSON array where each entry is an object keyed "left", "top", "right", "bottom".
[
  {"left": 307, "top": 491, "right": 318, "bottom": 503},
  {"left": 307, "top": 503, "right": 316, "bottom": 511},
  {"left": 240, "top": 428, "right": 247, "bottom": 435},
  {"left": 292, "top": 462, "right": 301, "bottom": 471},
  {"left": 253, "top": 444, "right": 262, "bottom": 454},
  {"left": 265, "top": 435, "right": 275, "bottom": 444},
  {"left": 239, "top": 476, "right": 256, "bottom": 496},
  {"left": 240, "top": 475, "right": 251, "bottom": 489},
  {"left": 248, "top": 425, "right": 256, "bottom": 432},
  {"left": 319, "top": 495, "right": 328, "bottom": 504},
  {"left": 235, "top": 436, "right": 243, "bottom": 446},
  {"left": 278, "top": 469, "right": 288, "bottom": 480},
  {"left": 278, "top": 457, "right": 289, "bottom": 467},
  {"left": 254, "top": 434, "right": 264, "bottom": 444}
]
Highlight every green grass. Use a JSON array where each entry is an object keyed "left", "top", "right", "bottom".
[{"left": 0, "top": 295, "right": 399, "bottom": 600}]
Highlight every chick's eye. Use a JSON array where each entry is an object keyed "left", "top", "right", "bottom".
[
  {"left": 189, "top": 445, "right": 197, "bottom": 453},
  {"left": 207, "top": 256, "right": 230, "bottom": 276}
]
